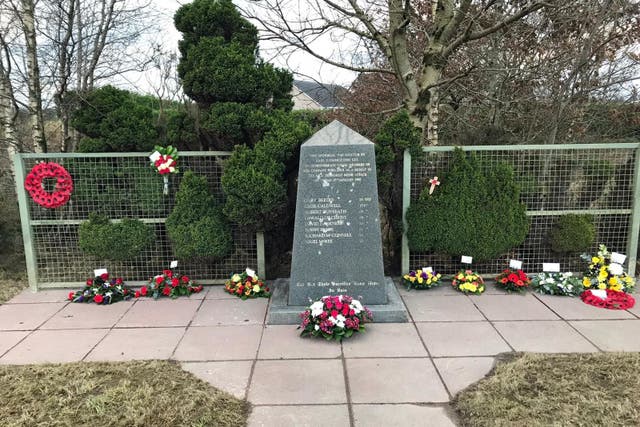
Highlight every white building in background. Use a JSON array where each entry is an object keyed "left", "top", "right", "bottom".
[{"left": 291, "top": 80, "right": 345, "bottom": 110}]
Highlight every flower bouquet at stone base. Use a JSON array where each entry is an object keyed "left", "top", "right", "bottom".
[
  {"left": 69, "top": 273, "right": 134, "bottom": 304},
  {"left": 581, "top": 244, "right": 635, "bottom": 293},
  {"left": 137, "top": 269, "right": 203, "bottom": 299},
  {"left": 402, "top": 267, "right": 442, "bottom": 290},
  {"left": 224, "top": 268, "right": 270, "bottom": 299},
  {"left": 299, "top": 295, "right": 373, "bottom": 342},
  {"left": 452, "top": 270, "right": 485, "bottom": 294},
  {"left": 495, "top": 268, "right": 531, "bottom": 293},
  {"left": 531, "top": 272, "right": 583, "bottom": 296}
]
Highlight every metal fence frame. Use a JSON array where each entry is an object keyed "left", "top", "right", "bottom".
[
  {"left": 401, "top": 143, "right": 640, "bottom": 276},
  {"left": 14, "top": 151, "right": 265, "bottom": 291}
]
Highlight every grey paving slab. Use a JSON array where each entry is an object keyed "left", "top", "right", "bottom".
[
  {"left": 249, "top": 359, "right": 347, "bottom": 405},
  {"left": 352, "top": 404, "right": 456, "bottom": 427},
  {"left": 342, "top": 323, "right": 427, "bottom": 358},
  {"left": 417, "top": 321, "right": 511, "bottom": 357},
  {"left": 173, "top": 325, "right": 262, "bottom": 361},
  {"left": 0, "top": 331, "right": 29, "bottom": 356},
  {"left": 433, "top": 357, "right": 496, "bottom": 395},
  {"left": 346, "top": 358, "right": 449, "bottom": 403},
  {"left": 249, "top": 405, "right": 350, "bottom": 427},
  {"left": 181, "top": 361, "right": 253, "bottom": 400},
  {"left": 570, "top": 320, "right": 640, "bottom": 351},
  {"left": 0, "top": 302, "right": 65, "bottom": 330},
  {"left": 40, "top": 301, "right": 133, "bottom": 329},
  {"left": 0, "top": 328, "right": 108, "bottom": 364},
  {"left": 192, "top": 298, "right": 267, "bottom": 326},
  {"left": 535, "top": 294, "right": 635, "bottom": 320},
  {"left": 116, "top": 299, "right": 200, "bottom": 328},
  {"left": 404, "top": 294, "right": 485, "bottom": 322},
  {"left": 6, "top": 289, "right": 73, "bottom": 304},
  {"left": 205, "top": 286, "right": 238, "bottom": 299},
  {"left": 258, "top": 325, "right": 341, "bottom": 359},
  {"left": 472, "top": 294, "right": 559, "bottom": 321},
  {"left": 397, "top": 282, "right": 460, "bottom": 296},
  {"left": 85, "top": 327, "right": 185, "bottom": 361},
  {"left": 493, "top": 321, "right": 599, "bottom": 353}
]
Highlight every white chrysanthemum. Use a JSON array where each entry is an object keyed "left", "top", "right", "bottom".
[
  {"left": 327, "top": 316, "right": 337, "bottom": 326},
  {"left": 609, "top": 263, "right": 624, "bottom": 276},
  {"left": 350, "top": 299, "right": 363, "bottom": 314},
  {"left": 314, "top": 325, "right": 320, "bottom": 331},
  {"left": 335, "top": 315, "right": 346, "bottom": 328},
  {"left": 310, "top": 301, "right": 324, "bottom": 317}
]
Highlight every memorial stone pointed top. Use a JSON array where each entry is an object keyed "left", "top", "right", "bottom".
[{"left": 288, "top": 120, "right": 387, "bottom": 305}]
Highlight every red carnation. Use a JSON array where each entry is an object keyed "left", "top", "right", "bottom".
[
  {"left": 163, "top": 269, "right": 172, "bottom": 278},
  {"left": 100, "top": 273, "right": 109, "bottom": 280},
  {"left": 68, "top": 291, "right": 75, "bottom": 301},
  {"left": 171, "top": 278, "right": 179, "bottom": 287},
  {"left": 162, "top": 286, "right": 171, "bottom": 296},
  {"left": 508, "top": 273, "right": 518, "bottom": 282},
  {"left": 115, "top": 278, "right": 123, "bottom": 285},
  {"left": 94, "top": 294, "right": 104, "bottom": 304},
  {"left": 331, "top": 309, "right": 339, "bottom": 318},
  {"left": 135, "top": 291, "right": 141, "bottom": 298},
  {"left": 155, "top": 276, "right": 164, "bottom": 285},
  {"left": 86, "top": 279, "right": 92, "bottom": 286},
  {"left": 342, "top": 306, "right": 349, "bottom": 316},
  {"left": 182, "top": 276, "right": 190, "bottom": 283},
  {"left": 140, "top": 286, "right": 148, "bottom": 296}
]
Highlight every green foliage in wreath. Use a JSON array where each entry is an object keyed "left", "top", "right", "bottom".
[
  {"left": 78, "top": 213, "right": 154, "bottom": 261},
  {"left": 166, "top": 171, "right": 233, "bottom": 259},
  {"left": 548, "top": 214, "right": 595, "bottom": 253},
  {"left": 406, "top": 148, "right": 529, "bottom": 261}
]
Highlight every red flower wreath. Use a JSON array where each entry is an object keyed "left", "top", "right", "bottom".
[
  {"left": 581, "top": 289, "right": 635, "bottom": 310},
  {"left": 24, "top": 162, "right": 73, "bottom": 209}
]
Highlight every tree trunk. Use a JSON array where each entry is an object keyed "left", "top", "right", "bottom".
[{"left": 22, "top": 0, "right": 47, "bottom": 152}]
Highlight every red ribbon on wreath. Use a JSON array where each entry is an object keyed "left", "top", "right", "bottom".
[
  {"left": 24, "top": 162, "right": 73, "bottom": 209},
  {"left": 580, "top": 289, "right": 635, "bottom": 310}
]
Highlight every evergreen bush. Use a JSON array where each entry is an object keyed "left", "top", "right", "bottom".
[
  {"left": 166, "top": 171, "right": 233, "bottom": 259},
  {"left": 548, "top": 214, "right": 595, "bottom": 253},
  {"left": 406, "top": 148, "right": 529, "bottom": 261},
  {"left": 78, "top": 213, "right": 154, "bottom": 261}
]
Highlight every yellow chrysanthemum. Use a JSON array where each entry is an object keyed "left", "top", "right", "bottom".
[
  {"left": 610, "top": 283, "right": 622, "bottom": 292},
  {"left": 591, "top": 257, "right": 600, "bottom": 264},
  {"left": 417, "top": 277, "right": 423, "bottom": 284},
  {"left": 409, "top": 276, "right": 416, "bottom": 283},
  {"left": 609, "top": 276, "right": 619, "bottom": 286},
  {"left": 582, "top": 277, "right": 591, "bottom": 288},
  {"left": 598, "top": 283, "right": 607, "bottom": 290},
  {"left": 403, "top": 274, "right": 410, "bottom": 280}
]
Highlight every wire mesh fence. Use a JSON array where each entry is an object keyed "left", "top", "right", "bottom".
[
  {"left": 403, "top": 143, "right": 640, "bottom": 276},
  {"left": 14, "top": 152, "right": 263, "bottom": 289}
]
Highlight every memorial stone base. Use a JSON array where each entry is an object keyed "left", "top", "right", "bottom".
[{"left": 266, "top": 277, "right": 408, "bottom": 325}]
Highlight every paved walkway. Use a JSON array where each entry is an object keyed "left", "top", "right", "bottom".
[{"left": 1, "top": 283, "right": 639, "bottom": 426}]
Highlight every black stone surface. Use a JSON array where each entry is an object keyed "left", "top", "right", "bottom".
[{"left": 288, "top": 121, "right": 387, "bottom": 305}]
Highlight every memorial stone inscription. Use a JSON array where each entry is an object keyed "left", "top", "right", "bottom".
[{"left": 289, "top": 121, "right": 387, "bottom": 305}]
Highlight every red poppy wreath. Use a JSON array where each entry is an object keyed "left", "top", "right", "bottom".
[
  {"left": 24, "top": 162, "right": 73, "bottom": 209},
  {"left": 581, "top": 289, "right": 635, "bottom": 310}
]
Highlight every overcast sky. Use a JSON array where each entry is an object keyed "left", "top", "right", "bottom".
[{"left": 125, "top": 0, "right": 357, "bottom": 93}]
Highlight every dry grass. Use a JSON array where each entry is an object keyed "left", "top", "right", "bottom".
[
  {"left": 0, "top": 275, "right": 27, "bottom": 304},
  {"left": 454, "top": 353, "right": 640, "bottom": 427},
  {"left": 0, "top": 360, "right": 250, "bottom": 427}
]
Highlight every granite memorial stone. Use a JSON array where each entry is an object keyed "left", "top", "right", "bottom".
[{"left": 288, "top": 120, "right": 387, "bottom": 305}]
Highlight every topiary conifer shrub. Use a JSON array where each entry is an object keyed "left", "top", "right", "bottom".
[
  {"left": 78, "top": 213, "right": 154, "bottom": 261},
  {"left": 548, "top": 214, "right": 595, "bottom": 253},
  {"left": 406, "top": 148, "right": 529, "bottom": 262},
  {"left": 166, "top": 171, "right": 233, "bottom": 259}
]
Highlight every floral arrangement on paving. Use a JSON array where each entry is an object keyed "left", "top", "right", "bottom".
[
  {"left": 531, "top": 272, "right": 583, "bottom": 296},
  {"left": 69, "top": 273, "right": 134, "bottom": 304},
  {"left": 402, "top": 267, "right": 442, "bottom": 290},
  {"left": 137, "top": 270, "right": 203, "bottom": 299},
  {"left": 452, "top": 270, "right": 485, "bottom": 294},
  {"left": 299, "top": 295, "right": 373, "bottom": 342},
  {"left": 581, "top": 244, "right": 635, "bottom": 293},
  {"left": 581, "top": 289, "right": 635, "bottom": 310},
  {"left": 495, "top": 268, "right": 531, "bottom": 293},
  {"left": 224, "top": 268, "right": 270, "bottom": 299}
]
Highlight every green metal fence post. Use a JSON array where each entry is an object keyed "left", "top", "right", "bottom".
[
  {"left": 401, "top": 149, "right": 411, "bottom": 274},
  {"left": 13, "top": 154, "right": 39, "bottom": 291},
  {"left": 256, "top": 232, "right": 266, "bottom": 279},
  {"left": 626, "top": 147, "right": 640, "bottom": 277}
]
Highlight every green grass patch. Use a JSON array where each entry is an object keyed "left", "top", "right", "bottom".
[
  {"left": 0, "top": 360, "right": 249, "bottom": 426},
  {"left": 454, "top": 353, "right": 640, "bottom": 426}
]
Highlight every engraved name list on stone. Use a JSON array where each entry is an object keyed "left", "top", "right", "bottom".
[{"left": 289, "top": 120, "right": 386, "bottom": 305}]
